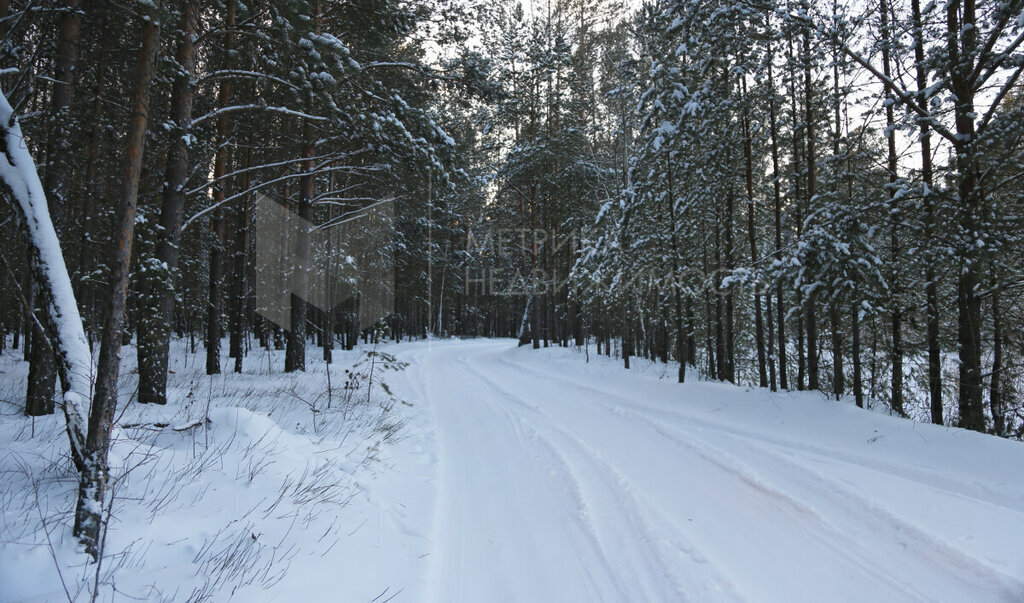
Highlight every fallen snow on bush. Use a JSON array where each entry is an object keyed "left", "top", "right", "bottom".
[{"left": 1, "top": 340, "right": 419, "bottom": 602}]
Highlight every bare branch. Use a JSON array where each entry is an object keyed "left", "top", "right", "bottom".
[
  {"left": 182, "top": 164, "right": 385, "bottom": 232},
  {"left": 968, "top": 0, "right": 1024, "bottom": 84},
  {"left": 977, "top": 61, "right": 1024, "bottom": 136},
  {"left": 184, "top": 149, "right": 369, "bottom": 197},
  {"left": 973, "top": 28, "right": 1024, "bottom": 89},
  {"left": 191, "top": 104, "right": 330, "bottom": 127},
  {"left": 840, "top": 45, "right": 960, "bottom": 144},
  {"left": 196, "top": 70, "right": 301, "bottom": 92}
]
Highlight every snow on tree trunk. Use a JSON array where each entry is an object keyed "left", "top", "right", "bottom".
[{"left": 0, "top": 87, "right": 92, "bottom": 477}]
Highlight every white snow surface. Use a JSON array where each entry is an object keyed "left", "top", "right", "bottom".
[{"left": 3, "top": 338, "right": 1024, "bottom": 601}]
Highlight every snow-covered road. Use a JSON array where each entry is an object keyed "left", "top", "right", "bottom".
[{"left": 389, "top": 339, "right": 1024, "bottom": 602}]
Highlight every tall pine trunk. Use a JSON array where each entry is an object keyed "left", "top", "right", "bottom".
[
  {"left": 665, "top": 156, "right": 685, "bottom": 383},
  {"left": 881, "top": 0, "right": 904, "bottom": 416},
  {"left": 949, "top": 0, "right": 985, "bottom": 433},
  {"left": 990, "top": 286, "right": 1004, "bottom": 435},
  {"left": 768, "top": 35, "right": 787, "bottom": 390},
  {"left": 912, "top": 0, "right": 942, "bottom": 424},
  {"left": 803, "top": 23, "right": 819, "bottom": 392},
  {"left": 73, "top": 10, "right": 160, "bottom": 559},
  {"left": 788, "top": 33, "right": 805, "bottom": 391},
  {"left": 138, "top": 0, "right": 195, "bottom": 404},
  {"left": 742, "top": 78, "right": 767, "bottom": 388},
  {"left": 229, "top": 145, "right": 251, "bottom": 373},
  {"left": 852, "top": 303, "right": 864, "bottom": 407},
  {"left": 285, "top": 119, "right": 314, "bottom": 372},
  {"left": 830, "top": 34, "right": 844, "bottom": 400},
  {"left": 207, "top": 0, "right": 236, "bottom": 375},
  {"left": 830, "top": 303, "right": 844, "bottom": 399}
]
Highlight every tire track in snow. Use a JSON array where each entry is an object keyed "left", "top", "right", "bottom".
[
  {"left": 603, "top": 402, "right": 1024, "bottom": 602},
  {"left": 488, "top": 348, "right": 1024, "bottom": 596},
  {"left": 470, "top": 351, "right": 917, "bottom": 599},
  {"left": 390, "top": 346, "right": 447, "bottom": 602},
  {"left": 471, "top": 345, "right": 1022, "bottom": 602},
  {"left": 460, "top": 356, "right": 632, "bottom": 602},
  {"left": 409, "top": 344, "right": 628, "bottom": 602},
  {"left": 457, "top": 355, "right": 742, "bottom": 602},
  {"left": 392, "top": 341, "right": 1024, "bottom": 602},
  {"left": 659, "top": 415, "right": 1024, "bottom": 599},
  {"left": 496, "top": 351, "right": 1024, "bottom": 515}
]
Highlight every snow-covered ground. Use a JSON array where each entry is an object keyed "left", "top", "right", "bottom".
[{"left": 3, "top": 338, "right": 1024, "bottom": 601}]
